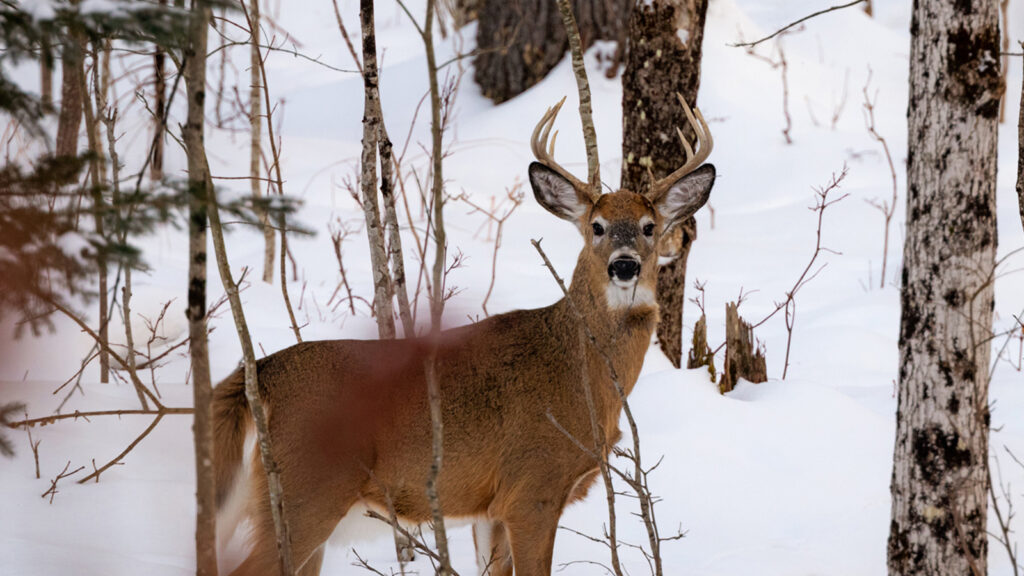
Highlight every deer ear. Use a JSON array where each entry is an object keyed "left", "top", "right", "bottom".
[
  {"left": 657, "top": 164, "right": 715, "bottom": 231},
  {"left": 529, "top": 162, "right": 591, "bottom": 223}
]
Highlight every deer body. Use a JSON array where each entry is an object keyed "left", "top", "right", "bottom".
[{"left": 214, "top": 99, "right": 715, "bottom": 576}]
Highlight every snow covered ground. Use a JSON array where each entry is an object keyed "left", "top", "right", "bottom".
[{"left": 2, "top": 0, "right": 1024, "bottom": 574}]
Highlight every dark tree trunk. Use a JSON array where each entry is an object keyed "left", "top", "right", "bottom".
[
  {"left": 55, "top": 42, "right": 83, "bottom": 158},
  {"left": 40, "top": 38, "right": 53, "bottom": 108},
  {"left": 621, "top": 0, "right": 709, "bottom": 367},
  {"left": 1017, "top": 53, "right": 1023, "bottom": 234},
  {"left": 474, "top": 0, "right": 629, "bottom": 103},
  {"left": 151, "top": 43, "right": 166, "bottom": 181},
  {"left": 887, "top": 1, "right": 1001, "bottom": 574}
]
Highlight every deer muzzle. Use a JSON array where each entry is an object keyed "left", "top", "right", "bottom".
[{"left": 608, "top": 254, "right": 641, "bottom": 285}]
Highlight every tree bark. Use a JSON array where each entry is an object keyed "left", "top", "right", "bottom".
[
  {"left": 182, "top": 4, "right": 218, "bottom": 574},
  {"left": 423, "top": 0, "right": 454, "bottom": 570},
  {"left": 40, "top": 38, "right": 53, "bottom": 109},
  {"left": 379, "top": 125, "right": 415, "bottom": 336},
  {"left": 151, "top": 23, "right": 166, "bottom": 181},
  {"left": 248, "top": 0, "right": 275, "bottom": 284},
  {"left": 887, "top": 1, "right": 1002, "bottom": 574},
  {"left": 79, "top": 44, "right": 110, "bottom": 384},
  {"left": 359, "top": 0, "right": 397, "bottom": 340},
  {"left": 55, "top": 41, "right": 83, "bottom": 158},
  {"left": 621, "top": 0, "right": 709, "bottom": 367},
  {"left": 1017, "top": 52, "right": 1023, "bottom": 234},
  {"left": 473, "top": 0, "right": 629, "bottom": 103},
  {"left": 720, "top": 302, "right": 766, "bottom": 394}
]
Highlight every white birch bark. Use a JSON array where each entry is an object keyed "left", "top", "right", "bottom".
[
  {"left": 359, "top": 0, "right": 396, "bottom": 339},
  {"left": 887, "top": 1, "right": 1002, "bottom": 574}
]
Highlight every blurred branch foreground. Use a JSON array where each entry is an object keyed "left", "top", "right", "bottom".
[{"left": 0, "top": 1, "right": 1022, "bottom": 576}]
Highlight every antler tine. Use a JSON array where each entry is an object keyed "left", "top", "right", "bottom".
[
  {"left": 648, "top": 93, "right": 714, "bottom": 199},
  {"left": 530, "top": 97, "right": 593, "bottom": 196}
]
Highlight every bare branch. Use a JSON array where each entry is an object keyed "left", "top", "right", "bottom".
[
  {"left": 555, "top": 0, "right": 600, "bottom": 191},
  {"left": 731, "top": 0, "right": 866, "bottom": 48}
]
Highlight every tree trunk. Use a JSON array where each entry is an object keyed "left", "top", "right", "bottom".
[
  {"left": 55, "top": 42, "right": 83, "bottom": 158},
  {"left": 453, "top": 0, "right": 480, "bottom": 26},
  {"left": 40, "top": 38, "right": 53, "bottom": 109},
  {"left": 1017, "top": 53, "right": 1023, "bottom": 234},
  {"left": 79, "top": 44, "right": 110, "bottom": 384},
  {"left": 473, "top": 0, "right": 629, "bottom": 104},
  {"left": 151, "top": 35, "right": 166, "bottom": 181},
  {"left": 621, "top": 0, "right": 709, "bottom": 367},
  {"left": 249, "top": 0, "right": 275, "bottom": 284},
  {"left": 887, "top": 1, "right": 1002, "bottom": 574},
  {"left": 423, "top": 0, "right": 454, "bottom": 570},
  {"left": 359, "top": 0, "right": 397, "bottom": 339},
  {"left": 182, "top": 3, "right": 218, "bottom": 574}
]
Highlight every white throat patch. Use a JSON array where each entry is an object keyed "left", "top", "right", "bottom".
[{"left": 605, "top": 283, "right": 656, "bottom": 310}]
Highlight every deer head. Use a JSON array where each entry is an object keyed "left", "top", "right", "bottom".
[{"left": 527, "top": 95, "right": 716, "bottom": 309}]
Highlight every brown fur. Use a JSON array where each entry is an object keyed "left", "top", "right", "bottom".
[{"left": 214, "top": 178, "right": 713, "bottom": 575}]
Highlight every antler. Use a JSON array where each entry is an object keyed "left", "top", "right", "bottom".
[
  {"left": 531, "top": 97, "right": 600, "bottom": 202},
  {"left": 647, "top": 93, "right": 714, "bottom": 201}
]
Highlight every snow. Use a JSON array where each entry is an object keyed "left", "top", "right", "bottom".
[{"left": 2, "top": 0, "right": 1024, "bottom": 574}]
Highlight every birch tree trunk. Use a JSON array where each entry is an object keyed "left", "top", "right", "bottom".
[
  {"left": 887, "top": 1, "right": 1002, "bottom": 574},
  {"left": 359, "top": 0, "right": 396, "bottom": 339},
  {"left": 621, "top": 0, "right": 709, "bottom": 367},
  {"left": 248, "top": 0, "right": 276, "bottom": 284},
  {"left": 182, "top": 3, "right": 218, "bottom": 573}
]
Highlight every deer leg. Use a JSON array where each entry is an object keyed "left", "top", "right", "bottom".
[
  {"left": 501, "top": 500, "right": 562, "bottom": 576},
  {"left": 474, "top": 519, "right": 513, "bottom": 576},
  {"left": 297, "top": 544, "right": 325, "bottom": 576},
  {"left": 229, "top": 466, "right": 360, "bottom": 576}
]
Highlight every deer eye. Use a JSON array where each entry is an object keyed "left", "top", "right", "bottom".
[
  {"left": 643, "top": 223, "right": 655, "bottom": 237},
  {"left": 592, "top": 222, "right": 605, "bottom": 236}
]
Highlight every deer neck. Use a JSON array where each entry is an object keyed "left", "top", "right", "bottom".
[{"left": 562, "top": 253, "right": 659, "bottom": 397}]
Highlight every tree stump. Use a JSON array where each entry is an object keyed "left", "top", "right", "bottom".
[
  {"left": 686, "top": 313, "right": 716, "bottom": 382},
  {"left": 720, "top": 302, "right": 766, "bottom": 394}
]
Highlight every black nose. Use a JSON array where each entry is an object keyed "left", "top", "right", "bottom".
[{"left": 608, "top": 258, "right": 640, "bottom": 281}]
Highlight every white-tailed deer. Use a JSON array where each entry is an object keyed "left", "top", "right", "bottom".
[{"left": 214, "top": 96, "right": 714, "bottom": 576}]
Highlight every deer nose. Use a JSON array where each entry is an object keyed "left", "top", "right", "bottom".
[{"left": 608, "top": 258, "right": 640, "bottom": 281}]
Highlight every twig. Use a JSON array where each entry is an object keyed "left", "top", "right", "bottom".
[
  {"left": 42, "top": 461, "right": 84, "bottom": 503},
  {"left": 988, "top": 459, "right": 1021, "bottom": 576},
  {"left": 862, "top": 68, "right": 898, "bottom": 288},
  {"left": 77, "top": 413, "right": 163, "bottom": 484},
  {"left": 744, "top": 36, "right": 795, "bottom": 144},
  {"left": 41, "top": 297, "right": 163, "bottom": 410},
  {"left": 24, "top": 412, "right": 41, "bottom": 478},
  {"left": 731, "top": 0, "right": 866, "bottom": 48},
  {"left": 459, "top": 186, "right": 524, "bottom": 316},
  {"left": 8, "top": 407, "right": 192, "bottom": 429},
  {"left": 329, "top": 219, "right": 358, "bottom": 315},
  {"left": 742, "top": 166, "right": 850, "bottom": 378},
  {"left": 364, "top": 510, "right": 455, "bottom": 569}
]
